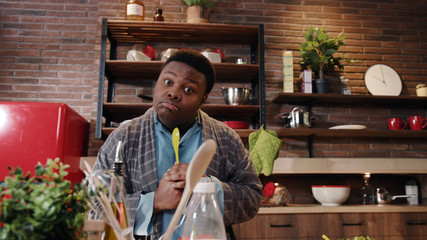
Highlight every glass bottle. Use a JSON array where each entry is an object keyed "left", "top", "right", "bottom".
[
  {"left": 340, "top": 76, "right": 351, "bottom": 95},
  {"left": 181, "top": 181, "right": 227, "bottom": 240},
  {"left": 153, "top": 8, "right": 164, "bottom": 21},
  {"left": 125, "top": 0, "right": 145, "bottom": 21},
  {"left": 361, "top": 173, "right": 375, "bottom": 205},
  {"left": 104, "top": 141, "right": 130, "bottom": 240}
]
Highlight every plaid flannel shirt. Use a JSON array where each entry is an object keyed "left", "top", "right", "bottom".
[{"left": 95, "top": 107, "right": 262, "bottom": 239}]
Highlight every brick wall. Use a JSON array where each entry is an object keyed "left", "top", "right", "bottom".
[
  {"left": 1, "top": 0, "right": 426, "bottom": 157},
  {"left": 0, "top": 0, "right": 100, "bottom": 118}
]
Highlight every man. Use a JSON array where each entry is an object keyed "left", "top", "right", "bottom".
[{"left": 95, "top": 50, "right": 262, "bottom": 240}]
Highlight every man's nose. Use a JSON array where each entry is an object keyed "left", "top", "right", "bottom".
[{"left": 168, "top": 87, "right": 181, "bottom": 100}]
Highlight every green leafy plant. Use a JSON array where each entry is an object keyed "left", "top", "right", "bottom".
[
  {"left": 406, "top": 179, "right": 417, "bottom": 185},
  {"left": 299, "top": 26, "right": 355, "bottom": 80},
  {"left": 180, "top": 0, "right": 215, "bottom": 9},
  {"left": 0, "top": 158, "right": 91, "bottom": 240}
]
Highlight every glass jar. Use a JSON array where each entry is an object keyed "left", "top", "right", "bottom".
[
  {"left": 340, "top": 76, "right": 352, "bottom": 95},
  {"left": 125, "top": 0, "right": 144, "bottom": 21}
]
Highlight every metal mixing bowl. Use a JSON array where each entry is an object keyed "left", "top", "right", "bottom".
[{"left": 221, "top": 87, "right": 251, "bottom": 105}]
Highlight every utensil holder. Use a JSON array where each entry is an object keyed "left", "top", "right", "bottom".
[{"left": 84, "top": 220, "right": 105, "bottom": 240}]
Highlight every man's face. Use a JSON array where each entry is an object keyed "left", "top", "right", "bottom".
[{"left": 153, "top": 61, "right": 208, "bottom": 133}]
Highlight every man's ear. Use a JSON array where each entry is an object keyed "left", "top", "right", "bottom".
[{"left": 200, "top": 94, "right": 208, "bottom": 106}]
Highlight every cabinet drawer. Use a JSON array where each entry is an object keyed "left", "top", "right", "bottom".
[
  {"left": 320, "top": 213, "right": 369, "bottom": 238},
  {"left": 237, "top": 214, "right": 319, "bottom": 239},
  {"left": 386, "top": 212, "right": 427, "bottom": 237}
]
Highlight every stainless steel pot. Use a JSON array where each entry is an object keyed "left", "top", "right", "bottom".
[
  {"left": 279, "top": 107, "right": 314, "bottom": 128},
  {"left": 376, "top": 187, "right": 415, "bottom": 205}
]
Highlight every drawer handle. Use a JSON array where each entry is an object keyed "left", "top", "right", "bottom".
[
  {"left": 406, "top": 221, "right": 426, "bottom": 226},
  {"left": 342, "top": 222, "right": 362, "bottom": 226},
  {"left": 270, "top": 224, "right": 292, "bottom": 228}
]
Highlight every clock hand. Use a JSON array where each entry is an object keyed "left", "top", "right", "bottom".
[
  {"left": 372, "top": 75, "right": 386, "bottom": 84},
  {"left": 380, "top": 65, "right": 387, "bottom": 85}
]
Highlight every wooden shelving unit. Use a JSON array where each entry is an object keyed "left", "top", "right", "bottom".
[
  {"left": 272, "top": 92, "right": 427, "bottom": 157},
  {"left": 95, "top": 19, "right": 265, "bottom": 139}
]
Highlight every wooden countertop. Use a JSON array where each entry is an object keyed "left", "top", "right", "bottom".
[{"left": 258, "top": 204, "right": 427, "bottom": 214}]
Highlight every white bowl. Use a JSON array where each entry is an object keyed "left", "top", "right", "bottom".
[
  {"left": 201, "top": 51, "right": 221, "bottom": 63},
  {"left": 126, "top": 50, "right": 151, "bottom": 61},
  {"left": 312, "top": 185, "right": 350, "bottom": 206}
]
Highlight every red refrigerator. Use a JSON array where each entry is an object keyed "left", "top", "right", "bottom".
[{"left": 0, "top": 102, "right": 89, "bottom": 184}]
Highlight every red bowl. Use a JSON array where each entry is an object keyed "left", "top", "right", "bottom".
[{"left": 223, "top": 121, "right": 249, "bottom": 129}]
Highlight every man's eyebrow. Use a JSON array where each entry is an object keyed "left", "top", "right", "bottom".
[
  {"left": 186, "top": 77, "right": 200, "bottom": 85},
  {"left": 162, "top": 70, "right": 177, "bottom": 77}
]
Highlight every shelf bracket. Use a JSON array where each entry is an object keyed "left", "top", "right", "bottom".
[
  {"left": 257, "top": 24, "right": 266, "bottom": 128},
  {"left": 308, "top": 135, "right": 313, "bottom": 158}
]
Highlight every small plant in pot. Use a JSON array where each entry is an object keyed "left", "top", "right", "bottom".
[
  {"left": 299, "top": 26, "right": 355, "bottom": 94},
  {"left": 181, "top": 0, "right": 215, "bottom": 23},
  {"left": 0, "top": 158, "right": 92, "bottom": 240},
  {"left": 405, "top": 179, "right": 419, "bottom": 205}
]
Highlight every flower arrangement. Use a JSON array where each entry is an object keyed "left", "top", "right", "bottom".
[
  {"left": 180, "top": 0, "right": 215, "bottom": 9},
  {"left": 0, "top": 158, "right": 91, "bottom": 240}
]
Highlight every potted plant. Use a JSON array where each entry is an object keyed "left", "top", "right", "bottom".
[
  {"left": 299, "top": 26, "right": 354, "bottom": 93},
  {"left": 0, "top": 158, "right": 91, "bottom": 240},
  {"left": 181, "top": 0, "right": 215, "bottom": 23}
]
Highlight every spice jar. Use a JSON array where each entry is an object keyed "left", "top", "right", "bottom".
[{"left": 153, "top": 8, "right": 164, "bottom": 21}]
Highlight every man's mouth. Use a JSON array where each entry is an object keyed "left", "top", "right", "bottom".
[{"left": 161, "top": 101, "right": 179, "bottom": 112}]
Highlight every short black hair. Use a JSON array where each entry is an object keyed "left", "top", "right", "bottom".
[{"left": 162, "top": 49, "right": 215, "bottom": 94}]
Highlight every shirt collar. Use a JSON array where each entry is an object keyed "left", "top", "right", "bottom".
[
  {"left": 153, "top": 109, "right": 201, "bottom": 128},
  {"left": 153, "top": 109, "right": 201, "bottom": 141}
]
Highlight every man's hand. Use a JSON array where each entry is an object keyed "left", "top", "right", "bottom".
[{"left": 153, "top": 163, "right": 189, "bottom": 214}]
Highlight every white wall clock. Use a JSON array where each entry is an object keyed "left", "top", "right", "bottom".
[{"left": 364, "top": 64, "right": 402, "bottom": 96}]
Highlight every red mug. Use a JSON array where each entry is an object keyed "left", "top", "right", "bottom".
[
  {"left": 387, "top": 118, "right": 407, "bottom": 130},
  {"left": 409, "top": 115, "right": 427, "bottom": 130}
]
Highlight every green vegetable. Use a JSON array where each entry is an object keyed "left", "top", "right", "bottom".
[
  {"left": 0, "top": 158, "right": 91, "bottom": 240},
  {"left": 323, "top": 235, "right": 376, "bottom": 240}
]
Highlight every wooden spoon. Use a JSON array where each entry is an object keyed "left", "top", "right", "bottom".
[{"left": 161, "top": 139, "right": 217, "bottom": 240}]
